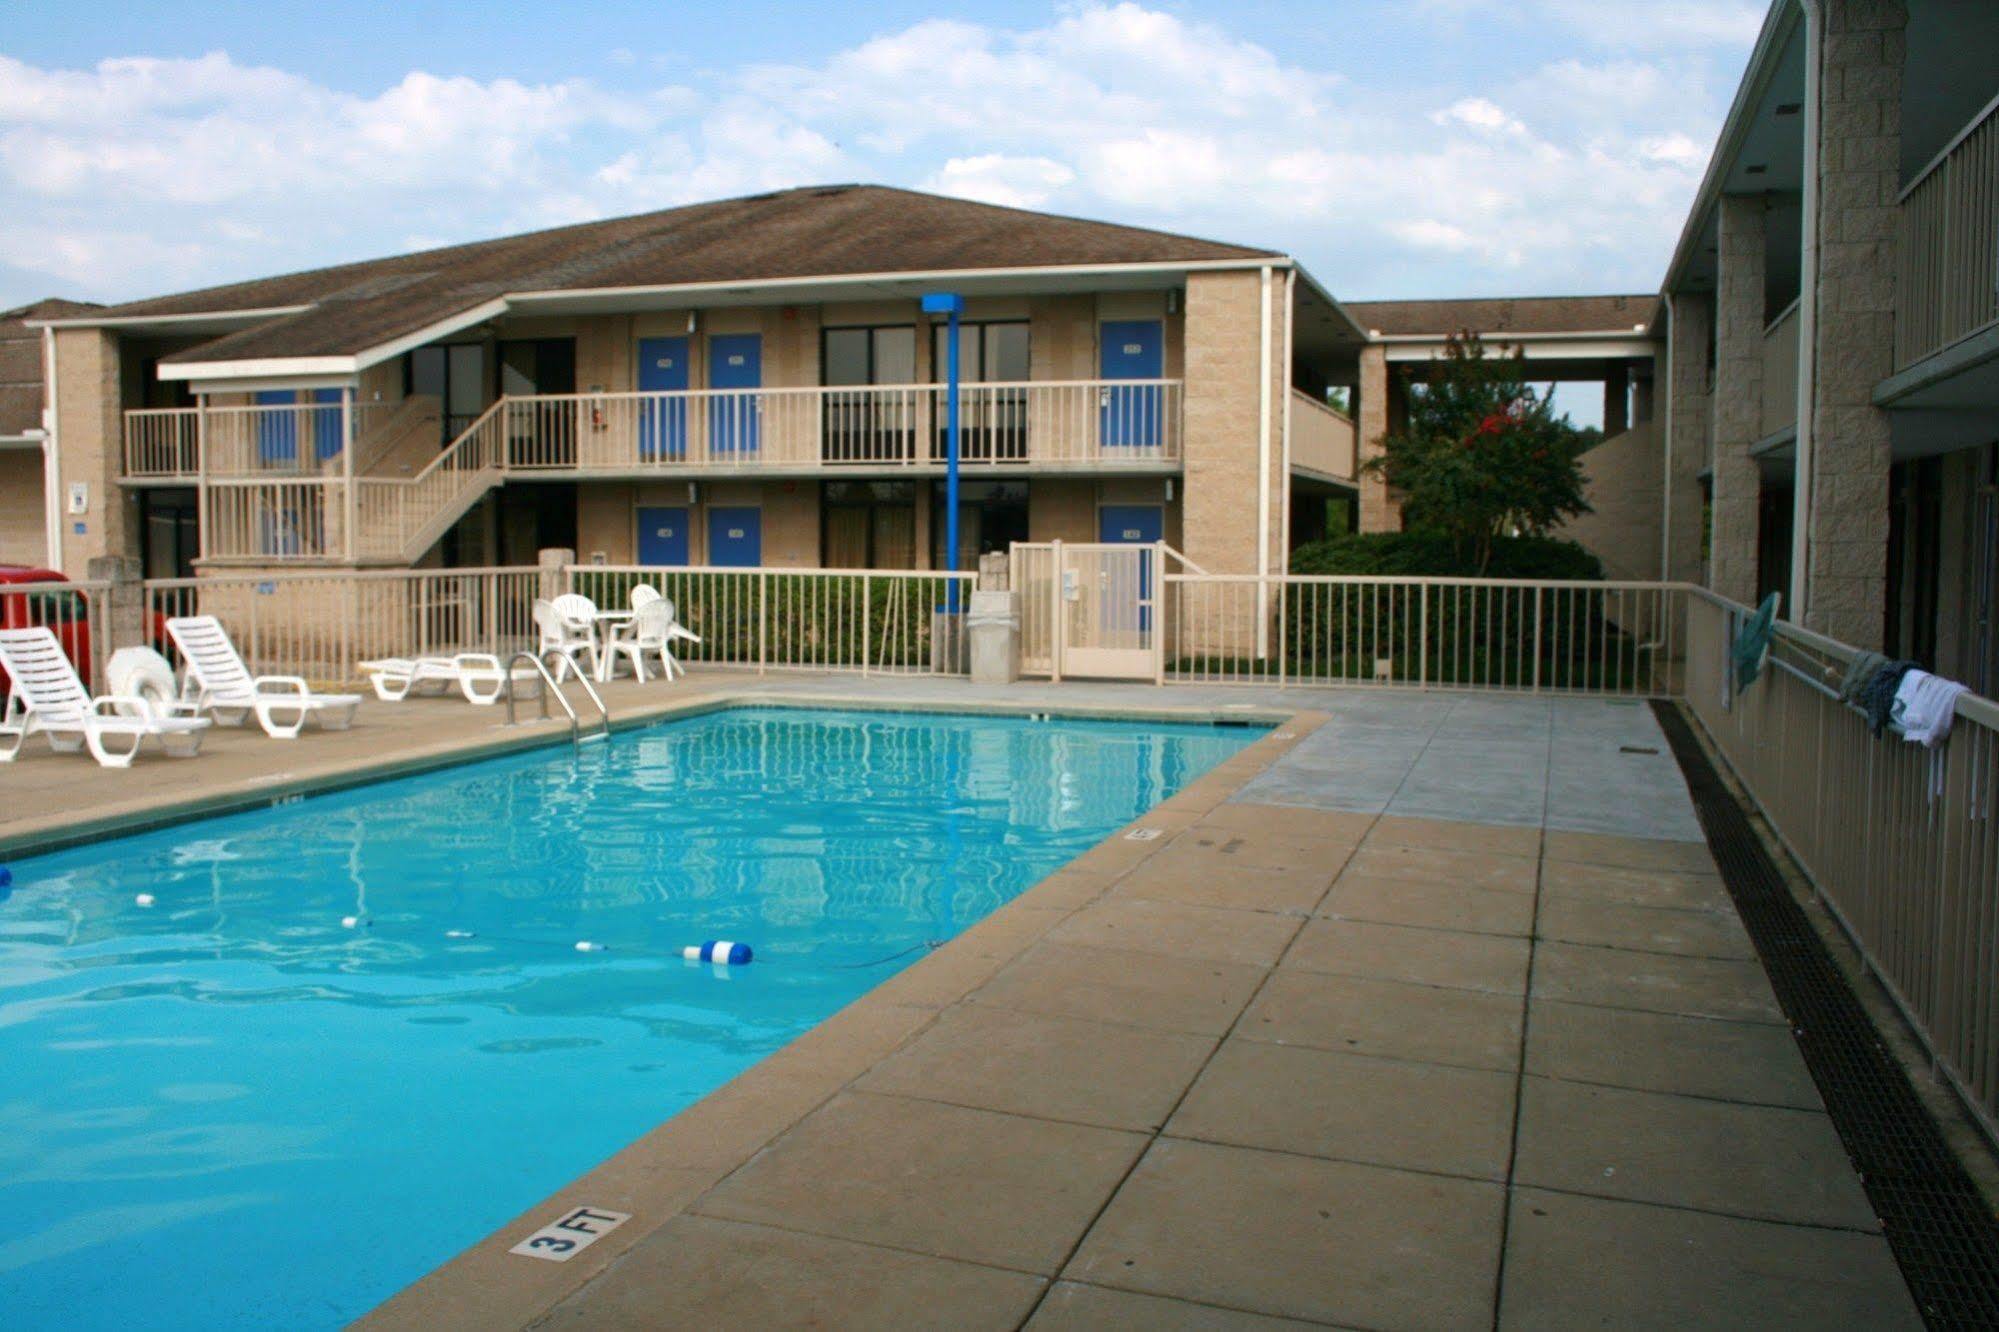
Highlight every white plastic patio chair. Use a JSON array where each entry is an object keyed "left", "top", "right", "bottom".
[
  {"left": 629, "top": 584, "right": 662, "bottom": 610},
  {"left": 165, "top": 615, "right": 362, "bottom": 739},
  {"left": 601, "top": 599, "right": 678, "bottom": 683},
  {"left": 358, "top": 653, "right": 538, "bottom": 706},
  {"left": 533, "top": 599, "right": 599, "bottom": 683},
  {"left": 0, "top": 627, "right": 210, "bottom": 769},
  {"left": 659, "top": 598, "right": 702, "bottom": 680}
]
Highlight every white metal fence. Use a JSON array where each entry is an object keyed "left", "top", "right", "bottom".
[
  {"left": 13, "top": 563, "right": 1999, "bottom": 1135},
  {"left": 1148, "top": 575, "right": 1682, "bottom": 695},
  {"left": 566, "top": 565, "right": 974, "bottom": 676},
  {"left": 1684, "top": 591, "right": 1999, "bottom": 1135}
]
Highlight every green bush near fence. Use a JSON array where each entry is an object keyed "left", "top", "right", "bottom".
[{"left": 1289, "top": 532, "right": 1604, "bottom": 580}]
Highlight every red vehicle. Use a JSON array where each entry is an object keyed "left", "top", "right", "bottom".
[{"left": 0, "top": 565, "right": 170, "bottom": 697}]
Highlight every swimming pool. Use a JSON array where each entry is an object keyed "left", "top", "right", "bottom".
[{"left": 0, "top": 706, "right": 1258, "bottom": 1328}]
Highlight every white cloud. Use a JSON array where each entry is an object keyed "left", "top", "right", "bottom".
[
  {"left": 0, "top": 3, "right": 1747, "bottom": 306},
  {"left": 926, "top": 155, "right": 1076, "bottom": 208}
]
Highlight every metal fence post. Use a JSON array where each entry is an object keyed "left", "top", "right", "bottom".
[
  {"left": 1533, "top": 587, "right": 1544, "bottom": 692},
  {"left": 1417, "top": 585, "right": 1429, "bottom": 689},
  {"left": 862, "top": 573, "right": 872, "bottom": 677}
]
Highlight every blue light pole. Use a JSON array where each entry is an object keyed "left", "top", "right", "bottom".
[{"left": 921, "top": 291, "right": 965, "bottom": 610}]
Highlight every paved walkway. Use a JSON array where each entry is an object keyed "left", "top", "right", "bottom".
[{"left": 349, "top": 688, "right": 1916, "bottom": 1329}]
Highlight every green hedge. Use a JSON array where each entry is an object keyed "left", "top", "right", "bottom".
[{"left": 1289, "top": 532, "right": 1604, "bottom": 580}]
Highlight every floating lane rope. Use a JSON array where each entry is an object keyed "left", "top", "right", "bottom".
[{"left": 682, "top": 940, "right": 752, "bottom": 966}]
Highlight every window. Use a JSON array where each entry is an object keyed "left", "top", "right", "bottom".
[
  {"left": 822, "top": 326, "right": 917, "bottom": 463},
  {"left": 933, "top": 481, "right": 1029, "bottom": 569},
  {"left": 823, "top": 481, "right": 916, "bottom": 569},
  {"left": 930, "top": 320, "right": 1029, "bottom": 384},
  {"left": 498, "top": 338, "right": 577, "bottom": 465},
  {"left": 407, "top": 344, "right": 489, "bottom": 444},
  {"left": 930, "top": 321, "right": 1030, "bottom": 462},
  {"left": 1885, "top": 457, "right": 1941, "bottom": 667}
]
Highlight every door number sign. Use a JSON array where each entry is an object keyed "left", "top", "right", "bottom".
[{"left": 509, "top": 1205, "right": 631, "bottom": 1262}]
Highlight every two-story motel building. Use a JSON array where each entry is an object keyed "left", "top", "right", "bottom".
[{"left": 13, "top": 186, "right": 1366, "bottom": 590}]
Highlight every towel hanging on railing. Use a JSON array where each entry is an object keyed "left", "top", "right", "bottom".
[
  {"left": 1857, "top": 659, "right": 1920, "bottom": 736},
  {"left": 1732, "top": 593, "right": 1782, "bottom": 692}
]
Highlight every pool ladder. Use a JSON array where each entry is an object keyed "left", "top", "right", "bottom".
[{"left": 503, "top": 651, "right": 611, "bottom": 749}]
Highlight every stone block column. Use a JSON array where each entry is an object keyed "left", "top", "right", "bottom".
[
  {"left": 1803, "top": 0, "right": 1905, "bottom": 647},
  {"left": 1710, "top": 195, "right": 1768, "bottom": 605},
  {"left": 1664, "top": 291, "right": 1713, "bottom": 586},
  {"left": 1355, "top": 344, "right": 1401, "bottom": 533}
]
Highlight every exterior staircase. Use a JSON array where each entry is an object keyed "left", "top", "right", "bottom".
[{"left": 350, "top": 401, "right": 507, "bottom": 564}]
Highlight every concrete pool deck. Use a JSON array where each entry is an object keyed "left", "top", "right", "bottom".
[{"left": 0, "top": 674, "right": 1925, "bottom": 1326}]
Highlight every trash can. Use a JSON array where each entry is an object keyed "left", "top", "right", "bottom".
[{"left": 965, "top": 589, "right": 1021, "bottom": 685}]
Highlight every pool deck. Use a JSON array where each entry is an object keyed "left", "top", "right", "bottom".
[{"left": 0, "top": 673, "right": 1927, "bottom": 1326}]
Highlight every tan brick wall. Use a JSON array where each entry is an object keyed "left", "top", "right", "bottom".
[
  {"left": 52, "top": 327, "right": 138, "bottom": 576},
  {"left": 580, "top": 479, "right": 821, "bottom": 567},
  {"left": 1802, "top": 0, "right": 1905, "bottom": 648},
  {"left": 1710, "top": 195, "right": 1768, "bottom": 605},
  {"left": 1355, "top": 344, "right": 1401, "bottom": 533},
  {"left": 0, "top": 448, "right": 47, "bottom": 565},
  {"left": 1665, "top": 292, "right": 1713, "bottom": 586},
  {"left": 1181, "top": 269, "right": 1281, "bottom": 575},
  {"left": 1556, "top": 421, "right": 1663, "bottom": 583}
]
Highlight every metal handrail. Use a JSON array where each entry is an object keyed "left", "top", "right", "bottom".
[{"left": 502, "top": 650, "right": 610, "bottom": 748}]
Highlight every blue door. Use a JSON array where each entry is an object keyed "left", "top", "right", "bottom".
[
  {"left": 637, "top": 337, "right": 689, "bottom": 459},
  {"left": 637, "top": 506, "right": 690, "bottom": 566},
  {"left": 1099, "top": 320, "right": 1164, "bottom": 449},
  {"left": 707, "top": 507, "right": 762, "bottom": 567},
  {"left": 311, "top": 388, "right": 343, "bottom": 462},
  {"left": 255, "top": 389, "right": 298, "bottom": 466},
  {"left": 1099, "top": 505, "right": 1164, "bottom": 632},
  {"left": 709, "top": 334, "right": 761, "bottom": 455}
]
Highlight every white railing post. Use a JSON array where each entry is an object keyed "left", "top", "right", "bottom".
[
  {"left": 342, "top": 388, "right": 357, "bottom": 564},
  {"left": 758, "top": 568, "right": 769, "bottom": 676}
]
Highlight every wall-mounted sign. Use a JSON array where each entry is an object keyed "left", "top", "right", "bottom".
[{"left": 67, "top": 482, "right": 88, "bottom": 515}]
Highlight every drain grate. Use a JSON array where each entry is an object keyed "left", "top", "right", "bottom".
[{"left": 1653, "top": 701, "right": 1999, "bottom": 1329}]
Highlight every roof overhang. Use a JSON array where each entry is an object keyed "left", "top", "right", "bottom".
[
  {"left": 29, "top": 305, "right": 314, "bottom": 336},
  {"left": 1380, "top": 331, "right": 1660, "bottom": 363},
  {"left": 147, "top": 258, "right": 1320, "bottom": 384},
  {"left": 1660, "top": 0, "right": 1804, "bottom": 295}
]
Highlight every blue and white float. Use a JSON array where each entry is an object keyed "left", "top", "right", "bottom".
[{"left": 683, "top": 940, "right": 753, "bottom": 966}]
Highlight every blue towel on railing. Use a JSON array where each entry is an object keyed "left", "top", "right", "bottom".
[{"left": 1732, "top": 593, "right": 1781, "bottom": 692}]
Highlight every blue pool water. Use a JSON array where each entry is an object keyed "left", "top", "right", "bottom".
[{"left": 0, "top": 707, "right": 1257, "bottom": 1328}]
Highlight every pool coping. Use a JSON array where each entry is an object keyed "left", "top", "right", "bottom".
[
  {"left": 0, "top": 684, "right": 1293, "bottom": 861},
  {"left": 346, "top": 699, "right": 1327, "bottom": 1331}
]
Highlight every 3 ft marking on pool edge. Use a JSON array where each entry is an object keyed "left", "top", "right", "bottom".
[{"left": 508, "top": 1206, "right": 631, "bottom": 1262}]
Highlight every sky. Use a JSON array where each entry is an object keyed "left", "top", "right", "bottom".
[{"left": 0, "top": 0, "right": 1764, "bottom": 422}]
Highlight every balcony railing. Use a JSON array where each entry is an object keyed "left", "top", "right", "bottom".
[
  {"left": 122, "top": 400, "right": 401, "bottom": 481},
  {"left": 499, "top": 380, "right": 1182, "bottom": 473},
  {"left": 1759, "top": 299, "right": 1800, "bottom": 439},
  {"left": 124, "top": 380, "right": 1183, "bottom": 485},
  {"left": 1897, "top": 92, "right": 1999, "bottom": 370},
  {"left": 1287, "top": 389, "right": 1356, "bottom": 479}
]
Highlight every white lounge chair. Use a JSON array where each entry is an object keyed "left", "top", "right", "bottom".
[
  {"left": 359, "top": 653, "right": 538, "bottom": 705},
  {"left": 534, "top": 598, "right": 599, "bottom": 682},
  {"left": 165, "top": 615, "right": 362, "bottom": 739},
  {"left": 0, "top": 627, "right": 209, "bottom": 768}
]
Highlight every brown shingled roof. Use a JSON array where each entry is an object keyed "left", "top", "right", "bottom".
[
  {"left": 82, "top": 185, "right": 1277, "bottom": 367},
  {"left": 1343, "top": 294, "right": 1658, "bottom": 337},
  {"left": 3, "top": 298, "right": 100, "bottom": 435}
]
